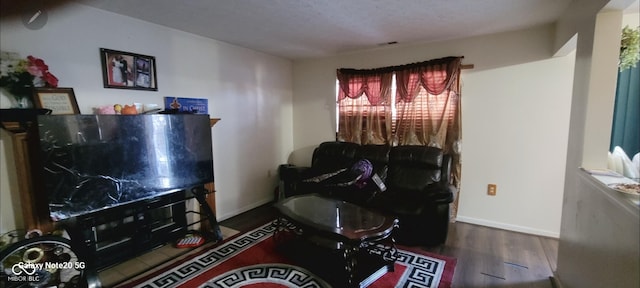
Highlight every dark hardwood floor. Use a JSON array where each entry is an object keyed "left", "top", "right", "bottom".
[{"left": 220, "top": 203, "right": 559, "bottom": 288}]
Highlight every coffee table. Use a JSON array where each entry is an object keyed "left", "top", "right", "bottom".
[{"left": 273, "top": 194, "right": 399, "bottom": 288}]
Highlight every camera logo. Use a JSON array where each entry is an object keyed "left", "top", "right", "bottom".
[
  {"left": 7, "top": 262, "right": 43, "bottom": 283},
  {"left": 12, "top": 262, "right": 43, "bottom": 275}
]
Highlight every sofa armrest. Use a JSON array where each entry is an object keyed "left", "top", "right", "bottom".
[
  {"left": 278, "top": 164, "right": 313, "bottom": 199},
  {"left": 425, "top": 183, "right": 455, "bottom": 204},
  {"left": 278, "top": 164, "right": 311, "bottom": 182},
  {"left": 441, "top": 154, "right": 453, "bottom": 184}
]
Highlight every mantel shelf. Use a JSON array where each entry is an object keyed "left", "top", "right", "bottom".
[{"left": 1, "top": 122, "right": 27, "bottom": 133}]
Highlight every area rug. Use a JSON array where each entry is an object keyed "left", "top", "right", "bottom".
[{"left": 117, "top": 222, "right": 456, "bottom": 288}]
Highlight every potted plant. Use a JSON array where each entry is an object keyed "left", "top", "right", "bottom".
[{"left": 619, "top": 25, "right": 640, "bottom": 71}]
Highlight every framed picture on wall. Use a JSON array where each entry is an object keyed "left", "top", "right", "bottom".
[
  {"left": 33, "top": 87, "right": 80, "bottom": 115},
  {"left": 100, "top": 48, "right": 158, "bottom": 91}
]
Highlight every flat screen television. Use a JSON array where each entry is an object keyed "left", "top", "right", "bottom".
[{"left": 36, "top": 114, "right": 214, "bottom": 221}]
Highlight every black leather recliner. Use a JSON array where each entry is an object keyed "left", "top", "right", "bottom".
[{"left": 368, "top": 145, "right": 455, "bottom": 246}]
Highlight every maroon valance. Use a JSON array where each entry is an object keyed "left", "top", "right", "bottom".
[
  {"left": 336, "top": 70, "right": 392, "bottom": 106},
  {"left": 337, "top": 56, "right": 462, "bottom": 103},
  {"left": 395, "top": 57, "right": 462, "bottom": 102}
]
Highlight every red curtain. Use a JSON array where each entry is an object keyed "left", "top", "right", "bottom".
[
  {"left": 336, "top": 69, "right": 393, "bottom": 144},
  {"left": 393, "top": 57, "right": 462, "bottom": 148}
]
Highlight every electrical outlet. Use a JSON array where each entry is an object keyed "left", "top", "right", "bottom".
[{"left": 487, "top": 184, "right": 497, "bottom": 196}]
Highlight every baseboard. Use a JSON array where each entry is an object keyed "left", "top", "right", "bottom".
[
  {"left": 455, "top": 216, "right": 560, "bottom": 238},
  {"left": 217, "top": 198, "right": 274, "bottom": 222}
]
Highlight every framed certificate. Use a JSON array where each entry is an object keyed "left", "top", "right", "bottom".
[{"left": 33, "top": 87, "right": 80, "bottom": 115}]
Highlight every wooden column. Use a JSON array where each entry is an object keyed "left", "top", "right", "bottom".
[{"left": 1, "top": 121, "right": 52, "bottom": 233}]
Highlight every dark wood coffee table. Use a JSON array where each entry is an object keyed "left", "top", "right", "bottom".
[{"left": 273, "top": 194, "right": 399, "bottom": 288}]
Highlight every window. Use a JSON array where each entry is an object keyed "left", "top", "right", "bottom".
[{"left": 336, "top": 57, "right": 461, "bottom": 148}]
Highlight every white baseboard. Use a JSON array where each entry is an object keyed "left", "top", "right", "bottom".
[
  {"left": 455, "top": 216, "right": 560, "bottom": 238},
  {"left": 217, "top": 198, "right": 274, "bottom": 222}
]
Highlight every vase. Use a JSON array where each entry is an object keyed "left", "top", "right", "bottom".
[
  {"left": 0, "top": 88, "right": 15, "bottom": 109},
  {"left": 0, "top": 87, "right": 33, "bottom": 109},
  {"left": 16, "top": 97, "right": 33, "bottom": 108}
]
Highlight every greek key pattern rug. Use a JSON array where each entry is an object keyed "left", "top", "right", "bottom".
[{"left": 119, "top": 222, "right": 456, "bottom": 288}]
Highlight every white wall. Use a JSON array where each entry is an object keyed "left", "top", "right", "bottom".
[
  {"left": 0, "top": 2, "right": 294, "bottom": 233},
  {"left": 459, "top": 53, "right": 574, "bottom": 237},
  {"left": 292, "top": 24, "right": 574, "bottom": 237}
]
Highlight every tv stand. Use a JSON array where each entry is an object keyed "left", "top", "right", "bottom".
[{"left": 63, "top": 188, "right": 220, "bottom": 272}]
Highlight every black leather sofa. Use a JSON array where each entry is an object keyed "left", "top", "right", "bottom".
[{"left": 278, "top": 141, "right": 455, "bottom": 246}]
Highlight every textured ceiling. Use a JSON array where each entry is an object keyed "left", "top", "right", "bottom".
[
  {"left": 15, "top": 0, "right": 640, "bottom": 59},
  {"left": 72, "top": 0, "right": 582, "bottom": 59}
]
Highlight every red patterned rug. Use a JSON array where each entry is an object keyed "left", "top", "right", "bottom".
[{"left": 117, "top": 223, "right": 456, "bottom": 287}]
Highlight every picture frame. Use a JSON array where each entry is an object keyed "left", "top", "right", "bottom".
[
  {"left": 100, "top": 48, "right": 158, "bottom": 91},
  {"left": 33, "top": 87, "right": 80, "bottom": 115}
]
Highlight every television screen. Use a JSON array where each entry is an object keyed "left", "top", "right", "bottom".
[{"left": 37, "top": 114, "right": 214, "bottom": 221}]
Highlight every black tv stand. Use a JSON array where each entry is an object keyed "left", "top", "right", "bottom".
[{"left": 62, "top": 187, "right": 220, "bottom": 273}]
